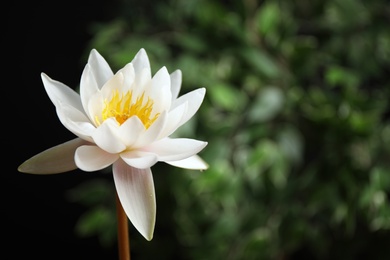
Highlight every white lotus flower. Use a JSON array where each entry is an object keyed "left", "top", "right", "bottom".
[{"left": 18, "top": 48, "right": 208, "bottom": 241}]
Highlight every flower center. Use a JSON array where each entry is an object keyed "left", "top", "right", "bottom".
[{"left": 96, "top": 90, "right": 159, "bottom": 128}]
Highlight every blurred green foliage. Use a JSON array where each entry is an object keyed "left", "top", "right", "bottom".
[{"left": 70, "top": 0, "right": 390, "bottom": 259}]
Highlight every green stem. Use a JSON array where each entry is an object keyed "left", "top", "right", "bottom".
[{"left": 116, "top": 192, "right": 130, "bottom": 260}]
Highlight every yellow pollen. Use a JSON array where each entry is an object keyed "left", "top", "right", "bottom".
[{"left": 95, "top": 90, "right": 159, "bottom": 128}]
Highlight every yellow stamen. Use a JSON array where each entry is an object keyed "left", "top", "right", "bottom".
[{"left": 95, "top": 90, "right": 159, "bottom": 128}]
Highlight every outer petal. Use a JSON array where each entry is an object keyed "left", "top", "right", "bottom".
[
  {"left": 88, "top": 49, "right": 114, "bottom": 88},
  {"left": 92, "top": 118, "right": 126, "bottom": 153},
  {"left": 147, "top": 66, "right": 172, "bottom": 112},
  {"left": 131, "top": 48, "right": 151, "bottom": 74},
  {"left": 171, "top": 88, "right": 206, "bottom": 128},
  {"left": 133, "top": 111, "right": 167, "bottom": 148},
  {"left": 131, "top": 49, "right": 152, "bottom": 95},
  {"left": 113, "top": 160, "right": 156, "bottom": 241},
  {"left": 41, "top": 73, "right": 84, "bottom": 112},
  {"left": 158, "top": 101, "right": 188, "bottom": 139},
  {"left": 80, "top": 64, "right": 99, "bottom": 121},
  {"left": 120, "top": 151, "right": 158, "bottom": 169},
  {"left": 165, "top": 155, "right": 209, "bottom": 170},
  {"left": 18, "top": 138, "right": 88, "bottom": 174},
  {"left": 170, "top": 69, "right": 182, "bottom": 102},
  {"left": 75, "top": 145, "right": 119, "bottom": 172},
  {"left": 144, "top": 137, "right": 208, "bottom": 161},
  {"left": 118, "top": 116, "right": 145, "bottom": 147},
  {"left": 56, "top": 102, "right": 95, "bottom": 142}
]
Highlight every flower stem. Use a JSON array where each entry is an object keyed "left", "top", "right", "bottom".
[{"left": 116, "top": 192, "right": 130, "bottom": 260}]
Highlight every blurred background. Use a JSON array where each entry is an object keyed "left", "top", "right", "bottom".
[{"left": 6, "top": 0, "right": 390, "bottom": 259}]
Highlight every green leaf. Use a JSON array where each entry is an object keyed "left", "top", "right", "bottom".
[
  {"left": 248, "top": 86, "right": 284, "bottom": 122},
  {"left": 325, "top": 66, "right": 360, "bottom": 89},
  {"left": 277, "top": 126, "right": 303, "bottom": 165},
  {"left": 255, "top": 2, "right": 280, "bottom": 35},
  {"left": 208, "top": 82, "right": 245, "bottom": 111},
  {"left": 241, "top": 48, "right": 280, "bottom": 78}
]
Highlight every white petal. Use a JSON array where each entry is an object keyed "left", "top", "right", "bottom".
[
  {"left": 80, "top": 64, "right": 99, "bottom": 121},
  {"left": 18, "top": 138, "right": 88, "bottom": 174},
  {"left": 41, "top": 73, "right": 83, "bottom": 112},
  {"left": 119, "top": 116, "right": 145, "bottom": 147},
  {"left": 158, "top": 101, "right": 188, "bottom": 138},
  {"left": 100, "top": 71, "right": 125, "bottom": 97},
  {"left": 133, "top": 111, "right": 167, "bottom": 148},
  {"left": 100, "top": 69, "right": 129, "bottom": 95},
  {"left": 87, "top": 91, "right": 105, "bottom": 127},
  {"left": 113, "top": 160, "right": 156, "bottom": 241},
  {"left": 170, "top": 69, "right": 182, "bottom": 102},
  {"left": 133, "top": 68, "right": 152, "bottom": 98},
  {"left": 118, "top": 63, "right": 136, "bottom": 92},
  {"left": 145, "top": 137, "right": 208, "bottom": 161},
  {"left": 131, "top": 48, "right": 151, "bottom": 74},
  {"left": 120, "top": 151, "right": 158, "bottom": 169},
  {"left": 92, "top": 118, "right": 126, "bottom": 153},
  {"left": 88, "top": 49, "right": 114, "bottom": 88},
  {"left": 172, "top": 88, "right": 206, "bottom": 128},
  {"left": 75, "top": 145, "right": 118, "bottom": 172},
  {"left": 165, "top": 155, "right": 209, "bottom": 170},
  {"left": 56, "top": 102, "right": 95, "bottom": 142},
  {"left": 147, "top": 66, "right": 172, "bottom": 112}
]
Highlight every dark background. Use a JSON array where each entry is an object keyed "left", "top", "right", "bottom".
[
  {"left": 5, "top": 1, "right": 120, "bottom": 259},
  {"left": 6, "top": 1, "right": 390, "bottom": 259}
]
